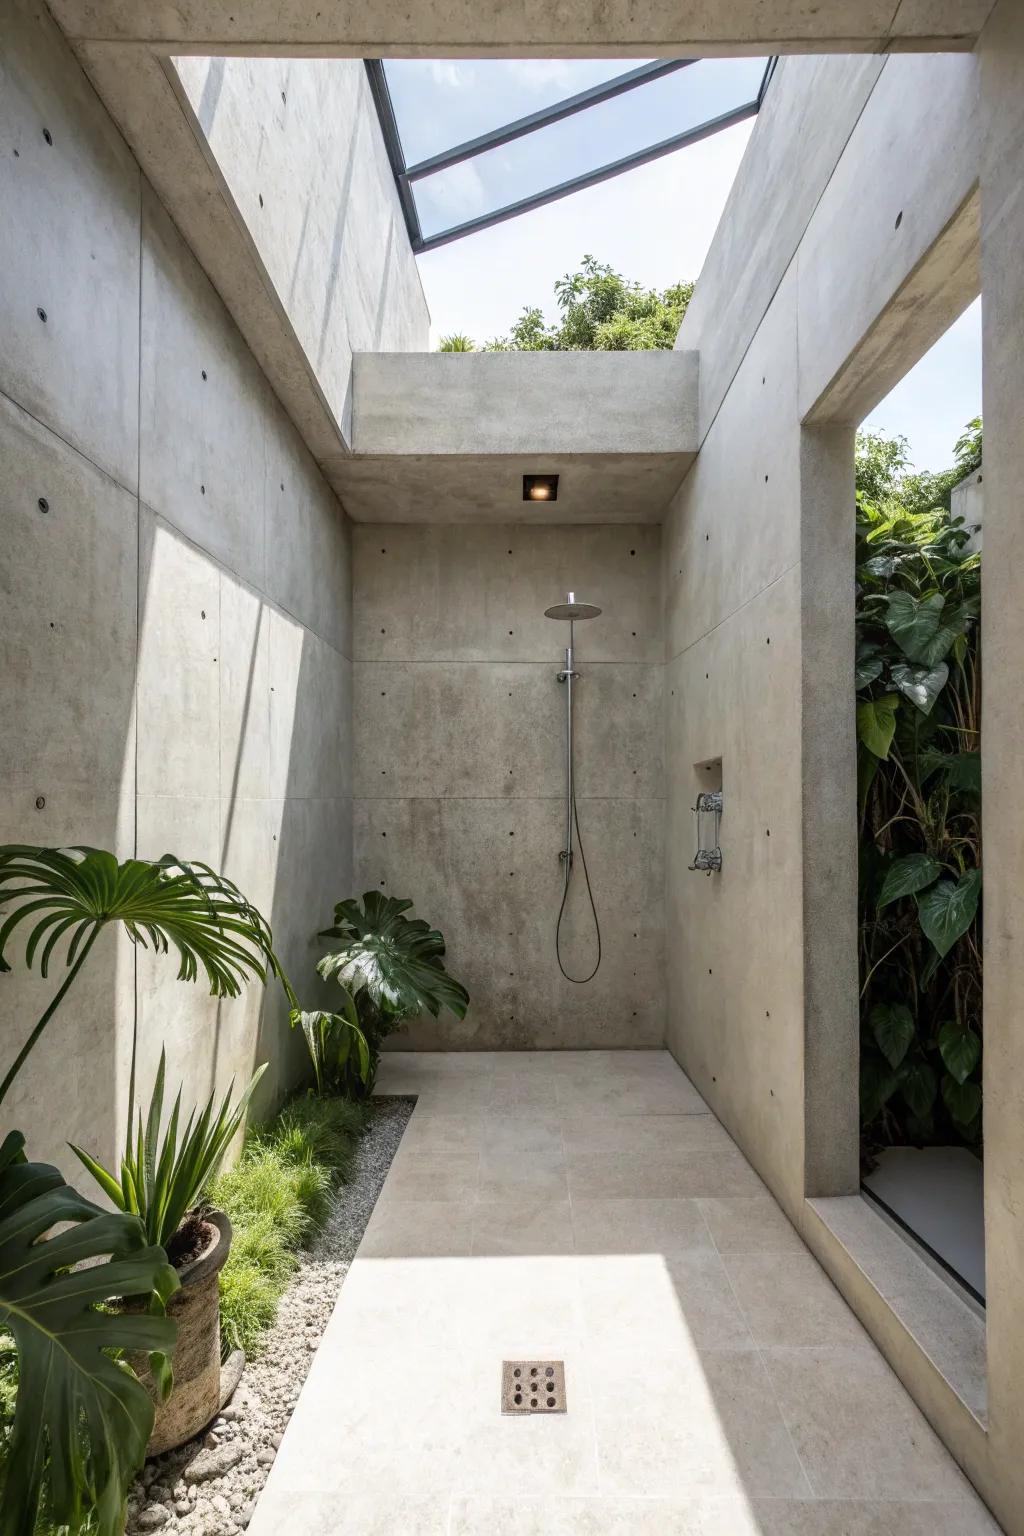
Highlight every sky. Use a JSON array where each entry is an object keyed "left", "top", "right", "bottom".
[{"left": 393, "top": 59, "right": 982, "bottom": 474}]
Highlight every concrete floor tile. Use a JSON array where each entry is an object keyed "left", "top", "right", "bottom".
[
  {"left": 763, "top": 1346, "right": 982, "bottom": 1501},
  {"left": 479, "top": 1148, "right": 570, "bottom": 1200},
  {"left": 449, "top": 1495, "right": 766, "bottom": 1533},
  {"left": 579, "top": 1251, "right": 753, "bottom": 1353},
  {"left": 458, "top": 1255, "right": 585, "bottom": 1353},
  {"left": 723, "top": 1252, "right": 875, "bottom": 1349},
  {"left": 359, "top": 1199, "right": 475, "bottom": 1258},
  {"left": 567, "top": 1149, "right": 764, "bottom": 1200},
  {"left": 485, "top": 1114, "right": 566, "bottom": 1156},
  {"left": 395, "top": 1112, "right": 488, "bottom": 1154},
  {"left": 472, "top": 1196, "right": 575, "bottom": 1256},
  {"left": 559, "top": 1076, "right": 710, "bottom": 1115},
  {"left": 376, "top": 1151, "right": 480, "bottom": 1203},
  {"left": 572, "top": 1197, "right": 714, "bottom": 1255},
  {"left": 593, "top": 1344, "right": 810, "bottom": 1498},
  {"left": 562, "top": 1114, "right": 731, "bottom": 1156},
  {"left": 750, "top": 1500, "right": 1004, "bottom": 1535},
  {"left": 250, "top": 1053, "right": 996, "bottom": 1532},
  {"left": 249, "top": 1489, "right": 450, "bottom": 1536},
  {"left": 449, "top": 1376, "right": 600, "bottom": 1496},
  {"left": 698, "top": 1196, "right": 805, "bottom": 1254}
]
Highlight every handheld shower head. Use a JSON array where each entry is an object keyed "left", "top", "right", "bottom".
[{"left": 544, "top": 592, "right": 602, "bottom": 621}]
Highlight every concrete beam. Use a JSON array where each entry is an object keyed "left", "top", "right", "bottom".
[
  {"left": 338, "top": 351, "right": 698, "bottom": 522},
  {"left": 47, "top": 0, "right": 996, "bottom": 55}
]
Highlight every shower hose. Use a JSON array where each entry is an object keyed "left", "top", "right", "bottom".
[{"left": 555, "top": 775, "right": 602, "bottom": 984}]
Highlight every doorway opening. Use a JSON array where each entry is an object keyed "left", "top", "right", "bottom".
[{"left": 854, "top": 300, "right": 983, "bottom": 1301}]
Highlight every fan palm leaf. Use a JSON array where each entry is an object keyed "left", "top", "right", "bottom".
[{"left": 0, "top": 846, "right": 293, "bottom": 1106}]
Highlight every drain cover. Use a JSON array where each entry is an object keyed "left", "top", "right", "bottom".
[{"left": 501, "top": 1360, "right": 566, "bottom": 1414}]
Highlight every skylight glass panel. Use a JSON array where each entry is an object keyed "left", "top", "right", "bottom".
[
  {"left": 383, "top": 58, "right": 646, "bottom": 165},
  {"left": 365, "top": 54, "right": 774, "bottom": 251},
  {"left": 410, "top": 58, "right": 766, "bottom": 241}
]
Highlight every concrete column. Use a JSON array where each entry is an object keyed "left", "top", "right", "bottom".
[
  {"left": 977, "top": 2, "right": 1024, "bottom": 1529},
  {"left": 799, "top": 424, "right": 860, "bottom": 1198}
]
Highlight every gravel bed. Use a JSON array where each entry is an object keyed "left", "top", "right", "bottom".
[{"left": 125, "top": 1097, "right": 414, "bottom": 1536}]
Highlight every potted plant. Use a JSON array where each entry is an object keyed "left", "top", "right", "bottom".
[
  {"left": 70, "top": 1048, "right": 267, "bottom": 1454},
  {"left": 312, "top": 892, "right": 469, "bottom": 1096},
  {"left": 0, "top": 845, "right": 299, "bottom": 1529}
]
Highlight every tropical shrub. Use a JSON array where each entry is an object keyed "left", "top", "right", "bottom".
[
  {"left": 211, "top": 1095, "right": 369, "bottom": 1354},
  {"left": 314, "top": 893, "right": 469, "bottom": 1096},
  {"left": 439, "top": 255, "right": 694, "bottom": 353},
  {"left": 855, "top": 424, "right": 982, "bottom": 1156}
]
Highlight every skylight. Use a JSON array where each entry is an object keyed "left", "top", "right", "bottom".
[{"left": 366, "top": 57, "right": 775, "bottom": 253}]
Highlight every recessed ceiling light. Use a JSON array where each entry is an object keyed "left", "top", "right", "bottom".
[{"left": 523, "top": 474, "right": 558, "bottom": 503}]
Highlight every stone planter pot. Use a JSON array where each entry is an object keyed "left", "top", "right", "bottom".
[{"left": 132, "top": 1209, "right": 233, "bottom": 1456}]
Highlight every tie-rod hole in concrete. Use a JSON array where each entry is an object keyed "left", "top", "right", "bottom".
[
  {"left": 37, "top": 497, "right": 49, "bottom": 513},
  {"left": 42, "top": 127, "right": 52, "bottom": 145}
]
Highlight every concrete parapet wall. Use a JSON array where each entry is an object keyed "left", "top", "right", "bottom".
[{"left": 0, "top": 0, "right": 353, "bottom": 1170}]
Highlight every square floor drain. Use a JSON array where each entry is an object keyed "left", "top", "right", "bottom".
[{"left": 501, "top": 1360, "right": 566, "bottom": 1414}]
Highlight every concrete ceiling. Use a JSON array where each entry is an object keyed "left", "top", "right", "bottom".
[
  {"left": 47, "top": 1, "right": 996, "bottom": 54},
  {"left": 334, "top": 453, "right": 694, "bottom": 524},
  {"left": 336, "top": 351, "right": 698, "bottom": 523}
]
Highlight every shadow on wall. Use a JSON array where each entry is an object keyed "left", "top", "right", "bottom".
[
  {"left": 130, "top": 516, "right": 351, "bottom": 1131},
  {"left": 0, "top": 395, "right": 139, "bottom": 1176}
]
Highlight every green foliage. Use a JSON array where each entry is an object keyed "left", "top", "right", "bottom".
[
  {"left": 316, "top": 893, "right": 469, "bottom": 1097},
  {"left": 438, "top": 256, "right": 694, "bottom": 353},
  {"left": 0, "top": 846, "right": 289, "bottom": 1105},
  {"left": 69, "top": 1048, "right": 268, "bottom": 1252},
  {"left": 210, "top": 1096, "right": 368, "bottom": 1356},
  {"left": 292, "top": 1004, "right": 370, "bottom": 1099},
  {"left": 0, "top": 1131, "right": 178, "bottom": 1536},
  {"left": 856, "top": 422, "right": 982, "bottom": 1155}
]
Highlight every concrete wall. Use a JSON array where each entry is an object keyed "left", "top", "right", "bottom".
[
  {"left": 171, "top": 55, "right": 430, "bottom": 457},
  {"left": 664, "top": 27, "right": 1024, "bottom": 1533},
  {"left": 952, "top": 460, "right": 984, "bottom": 552},
  {"left": 0, "top": 0, "right": 353, "bottom": 1171},
  {"left": 352, "top": 524, "right": 664, "bottom": 1049}
]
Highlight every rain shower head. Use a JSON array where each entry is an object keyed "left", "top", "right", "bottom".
[{"left": 544, "top": 592, "right": 602, "bottom": 621}]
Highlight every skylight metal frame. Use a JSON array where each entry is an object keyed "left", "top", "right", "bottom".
[{"left": 365, "top": 56, "right": 775, "bottom": 254}]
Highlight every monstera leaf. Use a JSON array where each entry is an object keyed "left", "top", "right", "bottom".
[
  {"left": 318, "top": 892, "right": 469, "bottom": 1022},
  {"left": 0, "top": 1130, "right": 178, "bottom": 1536}
]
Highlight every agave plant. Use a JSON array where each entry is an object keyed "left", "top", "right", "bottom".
[
  {"left": 315, "top": 893, "right": 469, "bottom": 1095},
  {"left": 0, "top": 846, "right": 287, "bottom": 1108},
  {"left": 0, "top": 1130, "right": 178, "bottom": 1536},
  {"left": 69, "top": 1048, "right": 269, "bottom": 1254}
]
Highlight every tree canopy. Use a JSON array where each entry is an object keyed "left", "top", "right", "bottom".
[{"left": 438, "top": 256, "right": 694, "bottom": 353}]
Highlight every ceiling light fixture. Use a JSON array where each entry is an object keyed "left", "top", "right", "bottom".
[{"left": 524, "top": 474, "right": 559, "bottom": 503}]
